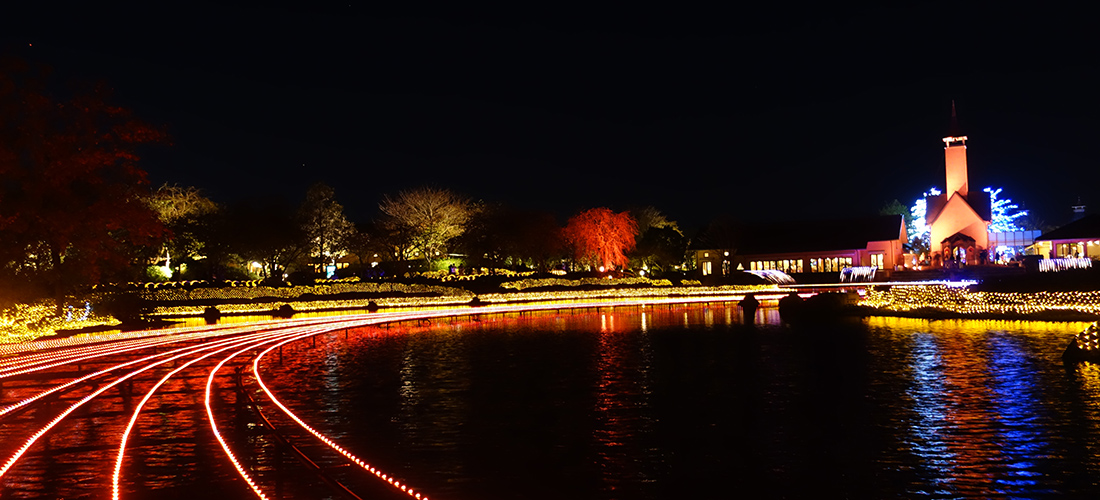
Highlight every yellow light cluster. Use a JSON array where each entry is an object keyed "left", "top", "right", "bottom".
[
  {"left": 500, "top": 277, "right": 674, "bottom": 291},
  {"left": 422, "top": 268, "right": 535, "bottom": 281},
  {"left": 860, "top": 285, "right": 1100, "bottom": 317},
  {"left": 149, "top": 284, "right": 779, "bottom": 318},
  {"left": 1, "top": 301, "right": 120, "bottom": 343},
  {"left": 5, "top": 283, "right": 783, "bottom": 342},
  {"left": 96, "top": 281, "right": 471, "bottom": 304},
  {"left": 1075, "top": 322, "right": 1100, "bottom": 352}
]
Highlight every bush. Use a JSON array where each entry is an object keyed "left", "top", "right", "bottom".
[{"left": 145, "top": 265, "right": 172, "bottom": 282}]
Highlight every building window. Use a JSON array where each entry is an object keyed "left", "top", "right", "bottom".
[
  {"left": 702, "top": 261, "right": 712, "bottom": 276},
  {"left": 871, "top": 253, "right": 884, "bottom": 269}
]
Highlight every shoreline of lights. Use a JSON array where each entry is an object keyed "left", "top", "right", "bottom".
[
  {"left": 860, "top": 284, "right": 1100, "bottom": 319},
  {"left": 145, "top": 285, "right": 782, "bottom": 318}
]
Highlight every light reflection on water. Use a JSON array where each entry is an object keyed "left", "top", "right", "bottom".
[
  {"left": 250, "top": 305, "right": 1100, "bottom": 499},
  {"left": 9, "top": 304, "right": 1100, "bottom": 498}
]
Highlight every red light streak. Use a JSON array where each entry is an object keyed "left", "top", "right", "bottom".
[
  {"left": 1, "top": 296, "right": 761, "bottom": 497},
  {"left": 112, "top": 327, "right": 310, "bottom": 499}
]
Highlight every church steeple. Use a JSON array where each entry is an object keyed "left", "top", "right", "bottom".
[
  {"left": 942, "top": 101, "right": 969, "bottom": 198},
  {"left": 943, "top": 100, "right": 967, "bottom": 146}
]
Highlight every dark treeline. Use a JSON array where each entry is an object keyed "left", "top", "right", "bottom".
[{"left": 2, "top": 56, "right": 731, "bottom": 307}]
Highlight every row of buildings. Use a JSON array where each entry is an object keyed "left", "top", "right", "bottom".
[{"left": 695, "top": 111, "right": 1096, "bottom": 279}]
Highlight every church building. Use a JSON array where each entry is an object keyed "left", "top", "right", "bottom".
[{"left": 925, "top": 104, "right": 991, "bottom": 267}]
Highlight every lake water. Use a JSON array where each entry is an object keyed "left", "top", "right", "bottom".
[{"left": 257, "top": 303, "right": 1100, "bottom": 499}]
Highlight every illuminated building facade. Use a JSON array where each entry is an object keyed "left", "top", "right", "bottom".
[
  {"left": 925, "top": 108, "right": 991, "bottom": 267},
  {"left": 695, "top": 214, "right": 906, "bottom": 278},
  {"left": 1034, "top": 214, "right": 1100, "bottom": 259}
]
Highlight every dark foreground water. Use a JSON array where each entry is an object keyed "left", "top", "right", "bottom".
[{"left": 259, "top": 304, "right": 1100, "bottom": 499}]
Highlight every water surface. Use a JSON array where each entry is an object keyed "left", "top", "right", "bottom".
[{"left": 260, "top": 304, "right": 1100, "bottom": 499}]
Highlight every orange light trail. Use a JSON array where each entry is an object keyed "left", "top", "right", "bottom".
[{"left": 0, "top": 296, "right": 761, "bottom": 498}]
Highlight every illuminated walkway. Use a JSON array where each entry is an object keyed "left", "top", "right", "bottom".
[{"left": 0, "top": 296, "right": 754, "bottom": 499}]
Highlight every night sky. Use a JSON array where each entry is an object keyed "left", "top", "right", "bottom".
[{"left": 5, "top": 3, "right": 1098, "bottom": 231}]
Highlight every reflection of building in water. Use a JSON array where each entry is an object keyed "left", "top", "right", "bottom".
[{"left": 903, "top": 322, "right": 1056, "bottom": 496}]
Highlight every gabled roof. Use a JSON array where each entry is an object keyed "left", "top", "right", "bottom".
[
  {"left": 1037, "top": 214, "right": 1100, "bottom": 241},
  {"left": 942, "top": 232, "right": 977, "bottom": 245},
  {"left": 713, "top": 214, "right": 904, "bottom": 255},
  {"left": 926, "top": 192, "right": 991, "bottom": 226}
]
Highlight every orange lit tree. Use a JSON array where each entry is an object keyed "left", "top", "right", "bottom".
[{"left": 563, "top": 207, "right": 637, "bottom": 272}]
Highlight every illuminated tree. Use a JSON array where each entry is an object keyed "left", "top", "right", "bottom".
[
  {"left": 0, "top": 56, "right": 166, "bottom": 301},
  {"left": 378, "top": 187, "right": 475, "bottom": 264},
  {"left": 146, "top": 184, "right": 218, "bottom": 276},
  {"left": 908, "top": 187, "right": 940, "bottom": 254},
  {"left": 984, "top": 187, "right": 1028, "bottom": 232},
  {"left": 298, "top": 183, "right": 355, "bottom": 270},
  {"left": 631, "top": 206, "right": 680, "bottom": 234},
  {"left": 147, "top": 184, "right": 218, "bottom": 223},
  {"left": 563, "top": 207, "right": 637, "bottom": 271}
]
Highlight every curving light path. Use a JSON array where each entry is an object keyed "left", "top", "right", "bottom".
[{"left": 0, "top": 295, "right": 756, "bottom": 498}]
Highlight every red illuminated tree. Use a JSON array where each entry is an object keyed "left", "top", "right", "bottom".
[
  {"left": 563, "top": 207, "right": 637, "bottom": 271},
  {"left": 0, "top": 56, "right": 167, "bottom": 301}
]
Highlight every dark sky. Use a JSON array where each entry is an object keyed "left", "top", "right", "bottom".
[{"left": 5, "top": 3, "right": 1098, "bottom": 231}]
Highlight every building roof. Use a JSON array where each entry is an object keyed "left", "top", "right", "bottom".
[
  {"left": 1037, "top": 214, "right": 1100, "bottom": 242},
  {"left": 926, "top": 192, "right": 991, "bottom": 225},
  {"left": 715, "top": 214, "right": 904, "bottom": 255},
  {"left": 946, "top": 100, "right": 965, "bottom": 138}
]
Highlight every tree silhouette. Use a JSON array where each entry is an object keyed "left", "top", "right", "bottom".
[
  {"left": 0, "top": 56, "right": 166, "bottom": 301},
  {"left": 218, "top": 197, "right": 305, "bottom": 280},
  {"left": 298, "top": 183, "right": 355, "bottom": 271},
  {"left": 628, "top": 206, "right": 685, "bottom": 274},
  {"left": 563, "top": 207, "right": 637, "bottom": 271},
  {"left": 458, "top": 204, "right": 563, "bottom": 272}
]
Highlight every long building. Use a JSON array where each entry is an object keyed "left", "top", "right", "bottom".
[{"left": 694, "top": 214, "right": 907, "bottom": 278}]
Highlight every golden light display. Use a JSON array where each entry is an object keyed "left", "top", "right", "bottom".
[
  {"left": 12, "top": 275, "right": 1100, "bottom": 344},
  {"left": 860, "top": 285, "right": 1100, "bottom": 318},
  {"left": 1072, "top": 322, "right": 1100, "bottom": 352}
]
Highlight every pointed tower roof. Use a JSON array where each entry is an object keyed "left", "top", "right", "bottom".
[{"left": 943, "top": 100, "right": 967, "bottom": 145}]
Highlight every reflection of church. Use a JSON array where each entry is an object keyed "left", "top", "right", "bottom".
[{"left": 926, "top": 107, "right": 991, "bottom": 267}]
